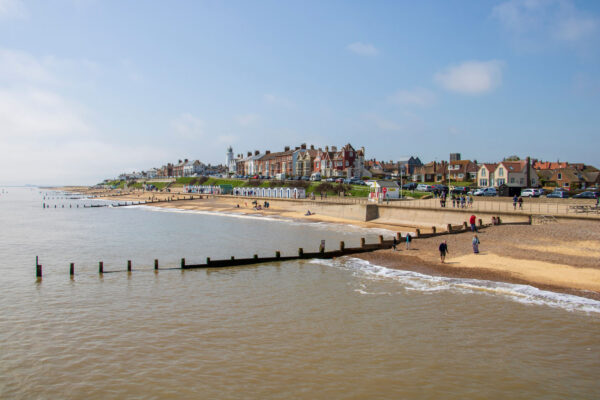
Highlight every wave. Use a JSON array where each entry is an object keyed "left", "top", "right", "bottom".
[
  {"left": 134, "top": 205, "right": 399, "bottom": 235},
  {"left": 313, "top": 257, "right": 600, "bottom": 314}
]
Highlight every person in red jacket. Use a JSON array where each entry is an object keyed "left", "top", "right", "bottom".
[{"left": 469, "top": 214, "right": 477, "bottom": 232}]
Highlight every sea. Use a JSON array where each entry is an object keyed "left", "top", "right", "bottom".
[{"left": 1, "top": 187, "right": 599, "bottom": 399}]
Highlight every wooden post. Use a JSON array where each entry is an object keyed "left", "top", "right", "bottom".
[
  {"left": 154, "top": 259, "right": 159, "bottom": 270},
  {"left": 415, "top": 229, "right": 420, "bottom": 237},
  {"left": 99, "top": 261, "right": 103, "bottom": 274},
  {"left": 396, "top": 232, "right": 402, "bottom": 241},
  {"left": 447, "top": 224, "right": 452, "bottom": 232},
  {"left": 432, "top": 226, "right": 436, "bottom": 234},
  {"left": 207, "top": 257, "right": 211, "bottom": 264},
  {"left": 360, "top": 238, "right": 366, "bottom": 248},
  {"left": 463, "top": 222, "right": 468, "bottom": 230},
  {"left": 254, "top": 254, "right": 258, "bottom": 259},
  {"left": 181, "top": 258, "right": 185, "bottom": 268},
  {"left": 36, "top": 264, "right": 42, "bottom": 278},
  {"left": 231, "top": 256, "right": 235, "bottom": 260},
  {"left": 298, "top": 248, "right": 304, "bottom": 257},
  {"left": 378, "top": 235, "right": 384, "bottom": 244},
  {"left": 339, "top": 241, "right": 345, "bottom": 251},
  {"left": 70, "top": 263, "right": 74, "bottom": 276},
  {"left": 127, "top": 260, "right": 132, "bottom": 272},
  {"left": 276, "top": 251, "right": 281, "bottom": 259}
]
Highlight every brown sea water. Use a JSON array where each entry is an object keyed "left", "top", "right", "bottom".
[{"left": 1, "top": 188, "right": 599, "bottom": 399}]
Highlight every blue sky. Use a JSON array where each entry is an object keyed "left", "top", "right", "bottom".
[{"left": 0, "top": 0, "right": 599, "bottom": 184}]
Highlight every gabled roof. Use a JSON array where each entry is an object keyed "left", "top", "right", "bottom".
[
  {"left": 499, "top": 160, "right": 527, "bottom": 173},
  {"left": 481, "top": 163, "right": 498, "bottom": 173}
]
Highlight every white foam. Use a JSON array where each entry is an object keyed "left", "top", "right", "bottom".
[{"left": 313, "top": 257, "right": 600, "bottom": 314}]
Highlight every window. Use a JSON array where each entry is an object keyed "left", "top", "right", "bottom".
[
  {"left": 557, "top": 173, "right": 562, "bottom": 180},
  {"left": 479, "top": 179, "right": 488, "bottom": 186},
  {"left": 520, "top": 178, "right": 524, "bottom": 184},
  {"left": 563, "top": 182, "right": 569, "bottom": 188},
  {"left": 349, "top": 151, "right": 353, "bottom": 157},
  {"left": 458, "top": 174, "right": 464, "bottom": 178},
  {"left": 510, "top": 178, "right": 515, "bottom": 183},
  {"left": 481, "top": 169, "right": 486, "bottom": 177},
  {"left": 345, "top": 161, "right": 349, "bottom": 167},
  {"left": 498, "top": 168, "right": 504, "bottom": 177},
  {"left": 497, "top": 178, "right": 505, "bottom": 185}
]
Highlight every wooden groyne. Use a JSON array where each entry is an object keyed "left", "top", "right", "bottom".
[{"left": 34, "top": 218, "right": 512, "bottom": 279}]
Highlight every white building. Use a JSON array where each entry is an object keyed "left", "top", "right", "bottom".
[{"left": 368, "top": 181, "right": 400, "bottom": 202}]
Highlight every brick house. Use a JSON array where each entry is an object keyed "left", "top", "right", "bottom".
[
  {"left": 446, "top": 160, "right": 478, "bottom": 182},
  {"left": 412, "top": 161, "right": 448, "bottom": 182}
]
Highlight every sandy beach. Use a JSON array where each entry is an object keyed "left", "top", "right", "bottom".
[{"left": 59, "top": 187, "right": 600, "bottom": 299}]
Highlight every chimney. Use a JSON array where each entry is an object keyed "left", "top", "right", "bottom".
[
  {"left": 295, "top": 146, "right": 300, "bottom": 150},
  {"left": 284, "top": 146, "right": 290, "bottom": 152},
  {"left": 247, "top": 151, "right": 252, "bottom": 157},
  {"left": 184, "top": 159, "right": 188, "bottom": 163},
  {"left": 526, "top": 156, "right": 531, "bottom": 187},
  {"left": 332, "top": 146, "right": 337, "bottom": 152},
  {"left": 255, "top": 150, "right": 259, "bottom": 156},
  {"left": 318, "top": 147, "right": 322, "bottom": 151},
  {"left": 301, "top": 143, "right": 307, "bottom": 149},
  {"left": 310, "top": 145, "right": 314, "bottom": 150},
  {"left": 178, "top": 159, "right": 182, "bottom": 164},
  {"left": 325, "top": 146, "right": 329, "bottom": 152},
  {"left": 266, "top": 150, "right": 271, "bottom": 155}
]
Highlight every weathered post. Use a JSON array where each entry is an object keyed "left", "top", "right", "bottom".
[
  {"left": 339, "top": 241, "right": 345, "bottom": 251},
  {"left": 154, "top": 259, "right": 159, "bottom": 270},
  {"left": 415, "top": 228, "right": 421, "bottom": 237},
  {"left": 378, "top": 235, "right": 384, "bottom": 245},
  {"left": 207, "top": 257, "right": 211, "bottom": 265},
  {"left": 231, "top": 256, "right": 235, "bottom": 260},
  {"left": 70, "top": 263, "right": 74, "bottom": 276},
  {"left": 36, "top": 263, "right": 42, "bottom": 278},
  {"left": 432, "top": 226, "right": 437, "bottom": 234},
  {"left": 127, "top": 260, "right": 132, "bottom": 272},
  {"left": 254, "top": 254, "right": 258, "bottom": 259},
  {"left": 99, "top": 261, "right": 104, "bottom": 274},
  {"left": 181, "top": 258, "right": 185, "bottom": 268},
  {"left": 360, "top": 237, "right": 366, "bottom": 248},
  {"left": 276, "top": 251, "right": 281, "bottom": 259},
  {"left": 298, "top": 248, "right": 304, "bottom": 257},
  {"left": 447, "top": 224, "right": 452, "bottom": 232}
]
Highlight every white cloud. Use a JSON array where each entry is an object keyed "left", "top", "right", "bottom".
[
  {"left": 171, "top": 113, "right": 204, "bottom": 139},
  {"left": 0, "top": 49, "right": 56, "bottom": 84},
  {"left": 0, "top": 0, "right": 26, "bottom": 19},
  {"left": 346, "top": 42, "right": 378, "bottom": 56},
  {"left": 492, "top": 0, "right": 599, "bottom": 43},
  {"left": 235, "top": 113, "right": 260, "bottom": 126},
  {"left": 390, "top": 87, "right": 436, "bottom": 107},
  {"left": 434, "top": 60, "right": 504, "bottom": 95},
  {"left": 264, "top": 93, "right": 294, "bottom": 108},
  {"left": 364, "top": 114, "right": 403, "bottom": 132}
]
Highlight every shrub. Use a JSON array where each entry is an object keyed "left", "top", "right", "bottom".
[
  {"left": 269, "top": 180, "right": 285, "bottom": 188},
  {"left": 246, "top": 179, "right": 262, "bottom": 187}
]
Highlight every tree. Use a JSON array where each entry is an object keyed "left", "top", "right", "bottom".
[{"left": 504, "top": 155, "right": 520, "bottom": 161}]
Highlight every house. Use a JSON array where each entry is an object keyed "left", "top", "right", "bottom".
[
  {"left": 412, "top": 161, "right": 447, "bottom": 183},
  {"left": 183, "top": 160, "right": 205, "bottom": 176},
  {"left": 294, "top": 144, "right": 318, "bottom": 177},
  {"left": 446, "top": 160, "right": 478, "bottom": 182},
  {"left": 173, "top": 159, "right": 188, "bottom": 177},
  {"left": 549, "top": 167, "right": 588, "bottom": 190},
  {"left": 477, "top": 159, "right": 539, "bottom": 190},
  {"left": 397, "top": 156, "right": 422, "bottom": 177}
]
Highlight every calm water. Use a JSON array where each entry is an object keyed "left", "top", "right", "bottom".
[{"left": 1, "top": 187, "right": 599, "bottom": 399}]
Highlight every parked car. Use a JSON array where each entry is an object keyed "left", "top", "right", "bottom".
[
  {"left": 520, "top": 188, "right": 540, "bottom": 198},
  {"left": 473, "top": 187, "right": 497, "bottom": 196},
  {"left": 432, "top": 184, "right": 448, "bottom": 193},
  {"left": 451, "top": 186, "right": 469, "bottom": 195},
  {"left": 416, "top": 184, "right": 433, "bottom": 192},
  {"left": 572, "top": 191, "right": 599, "bottom": 199},
  {"left": 402, "top": 182, "right": 418, "bottom": 191},
  {"left": 310, "top": 173, "right": 321, "bottom": 181},
  {"left": 300, "top": 176, "right": 310, "bottom": 181},
  {"left": 546, "top": 190, "right": 569, "bottom": 199}
]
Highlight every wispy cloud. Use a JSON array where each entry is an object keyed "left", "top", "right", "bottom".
[
  {"left": 264, "top": 93, "right": 294, "bottom": 108},
  {"left": 492, "top": 0, "right": 599, "bottom": 44},
  {"left": 235, "top": 113, "right": 260, "bottom": 126},
  {"left": 0, "top": 0, "right": 26, "bottom": 19},
  {"left": 434, "top": 60, "right": 504, "bottom": 95},
  {"left": 389, "top": 87, "right": 436, "bottom": 107},
  {"left": 171, "top": 113, "right": 204, "bottom": 139},
  {"left": 364, "top": 114, "right": 403, "bottom": 132},
  {"left": 346, "top": 42, "right": 378, "bottom": 56}
]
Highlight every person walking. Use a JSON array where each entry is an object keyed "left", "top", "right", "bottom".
[
  {"left": 460, "top": 195, "right": 466, "bottom": 208},
  {"left": 406, "top": 233, "right": 412, "bottom": 250},
  {"left": 472, "top": 234, "right": 480, "bottom": 254},
  {"left": 452, "top": 194, "right": 456, "bottom": 208},
  {"left": 439, "top": 240, "right": 449, "bottom": 263},
  {"left": 469, "top": 214, "right": 477, "bottom": 232},
  {"left": 518, "top": 196, "right": 523, "bottom": 210},
  {"left": 392, "top": 236, "right": 398, "bottom": 251},
  {"left": 513, "top": 194, "right": 518, "bottom": 210}
]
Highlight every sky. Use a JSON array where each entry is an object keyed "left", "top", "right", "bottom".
[{"left": 0, "top": 0, "right": 599, "bottom": 185}]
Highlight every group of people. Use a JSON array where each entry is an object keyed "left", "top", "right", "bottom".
[
  {"left": 391, "top": 233, "right": 413, "bottom": 251},
  {"left": 439, "top": 193, "right": 473, "bottom": 208},
  {"left": 438, "top": 234, "right": 480, "bottom": 263},
  {"left": 512, "top": 195, "right": 524, "bottom": 210}
]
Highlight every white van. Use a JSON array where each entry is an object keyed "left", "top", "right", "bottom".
[
  {"left": 275, "top": 173, "right": 286, "bottom": 180},
  {"left": 310, "top": 173, "right": 321, "bottom": 181}
]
